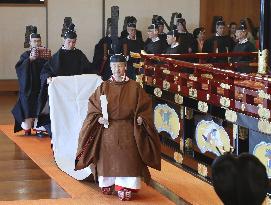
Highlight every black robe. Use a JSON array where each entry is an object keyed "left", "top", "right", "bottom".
[
  {"left": 12, "top": 51, "right": 47, "bottom": 132},
  {"left": 178, "top": 32, "right": 197, "bottom": 53},
  {"left": 92, "top": 36, "right": 121, "bottom": 81},
  {"left": 144, "top": 39, "right": 166, "bottom": 54},
  {"left": 165, "top": 44, "right": 186, "bottom": 54},
  {"left": 202, "top": 35, "right": 234, "bottom": 63},
  {"left": 120, "top": 37, "right": 144, "bottom": 80},
  {"left": 231, "top": 41, "right": 256, "bottom": 73},
  {"left": 120, "top": 29, "right": 143, "bottom": 41},
  {"left": 37, "top": 48, "right": 95, "bottom": 132}
]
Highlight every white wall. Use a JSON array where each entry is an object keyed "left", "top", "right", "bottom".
[
  {"left": 0, "top": 6, "right": 46, "bottom": 79},
  {"left": 0, "top": 0, "right": 200, "bottom": 79},
  {"left": 105, "top": 0, "right": 200, "bottom": 40}
]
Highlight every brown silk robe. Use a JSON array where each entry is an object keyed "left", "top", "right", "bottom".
[{"left": 75, "top": 79, "right": 161, "bottom": 182}]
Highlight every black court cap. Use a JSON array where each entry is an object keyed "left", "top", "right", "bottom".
[{"left": 110, "top": 54, "right": 127, "bottom": 63}]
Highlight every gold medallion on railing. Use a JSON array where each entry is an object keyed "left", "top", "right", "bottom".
[
  {"left": 220, "top": 96, "right": 230, "bottom": 108},
  {"left": 258, "top": 90, "right": 270, "bottom": 100},
  {"left": 189, "top": 88, "right": 197, "bottom": 98},
  {"left": 174, "top": 152, "right": 183, "bottom": 164},
  {"left": 154, "top": 88, "right": 162, "bottom": 98},
  {"left": 258, "top": 119, "right": 271, "bottom": 134},
  {"left": 174, "top": 94, "right": 183, "bottom": 105},
  {"left": 189, "top": 75, "right": 198, "bottom": 81},
  {"left": 163, "top": 80, "right": 170, "bottom": 90},
  {"left": 198, "top": 101, "right": 208, "bottom": 113},
  {"left": 258, "top": 105, "right": 270, "bottom": 119},
  {"left": 163, "top": 69, "right": 171, "bottom": 75},
  {"left": 198, "top": 163, "right": 208, "bottom": 177},
  {"left": 220, "top": 83, "right": 231, "bottom": 90},
  {"left": 225, "top": 109, "right": 237, "bottom": 123}
]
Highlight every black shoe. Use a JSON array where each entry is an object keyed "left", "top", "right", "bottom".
[{"left": 36, "top": 131, "right": 48, "bottom": 138}]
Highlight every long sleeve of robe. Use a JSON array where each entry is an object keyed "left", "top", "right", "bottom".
[{"left": 75, "top": 80, "right": 161, "bottom": 183}]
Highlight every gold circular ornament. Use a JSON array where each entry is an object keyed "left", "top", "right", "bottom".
[
  {"left": 198, "top": 101, "right": 208, "bottom": 113},
  {"left": 174, "top": 94, "right": 183, "bottom": 105},
  {"left": 154, "top": 88, "right": 162, "bottom": 98},
  {"left": 258, "top": 119, "right": 271, "bottom": 134},
  {"left": 174, "top": 152, "right": 183, "bottom": 164},
  {"left": 163, "top": 80, "right": 170, "bottom": 90},
  {"left": 225, "top": 109, "right": 237, "bottom": 123}
]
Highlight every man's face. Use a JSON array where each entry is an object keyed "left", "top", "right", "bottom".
[
  {"left": 235, "top": 30, "right": 246, "bottom": 40},
  {"left": 216, "top": 25, "right": 225, "bottom": 36},
  {"left": 30, "top": 38, "right": 41, "bottom": 48},
  {"left": 147, "top": 29, "right": 158, "bottom": 39},
  {"left": 63, "top": 38, "right": 76, "bottom": 50},
  {"left": 230, "top": 24, "right": 237, "bottom": 35},
  {"left": 177, "top": 22, "right": 186, "bottom": 32},
  {"left": 158, "top": 24, "right": 164, "bottom": 33},
  {"left": 110, "top": 62, "right": 126, "bottom": 78},
  {"left": 127, "top": 27, "right": 136, "bottom": 39},
  {"left": 166, "top": 35, "right": 175, "bottom": 45},
  {"left": 198, "top": 30, "right": 206, "bottom": 40}
]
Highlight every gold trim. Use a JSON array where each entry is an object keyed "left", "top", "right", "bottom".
[
  {"left": 189, "top": 88, "right": 197, "bottom": 98},
  {"left": 220, "top": 96, "right": 230, "bottom": 108},
  {"left": 258, "top": 105, "right": 270, "bottom": 119},
  {"left": 201, "top": 73, "right": 213, "bottom": 79},
  {"left": 174, "top": 94, "right": 183, "bottom": 105},
  {"left": 220, "top": 83, "right": 231, "bottom": 90},
  {"left": 258, "top": 90, "right": 270, "bottom": 100},
  {"left": 206, "top": 94, "right": 210, "bottom": 101},
  {"left": 258, "top": 49, "right": 269, "bottom": 74},
  {"left": 189, "top": 75, "right": 198, "bottom": 81},
  {"left": 133, "top": 63, "right": 142, "bottom": 69},
  {"left": 174, "top": 152, "right": 183, "bottom": 164},
  {"left": 198, "top": 163, "right": 208, "bottom": 177},
  {"left": 154, "top": 88, "right": 162, "bottom": 98},
  {"left": 241, "top": 103, "right": 246, "bottom": 111},
  {"left": 225, "top": 109, "right": 237, "bottom": 123},
  {"left": 163, "top": 69, "right": 171, "bottom": 75},
  {"left": 185, "top": 138, "right": 193, "bottom": 149},
  {"left": 130, "top": 52, "right": 141, "bottom": 58},
  {"left": 258, "top": 119, "right": 271, "bottom": 134},
  {"left": 198, "top": 101, "right": 208, "bottom": 113},
  {"left": 178, "top": 85, "right": 181, "bottom": 92},
  {"left": 163, "top": 80, "right": 170, "bottom": 90},
  {"left": 153, "top": 79, "right": 156, "bottom": 85}
]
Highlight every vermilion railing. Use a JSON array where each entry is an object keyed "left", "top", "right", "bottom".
[{"left": 139, "top": 53, "right": 271, "bottom": 121}]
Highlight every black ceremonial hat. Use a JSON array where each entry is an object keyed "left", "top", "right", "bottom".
[{"left": 110, "top": 54, "right": 127, "bottom": 63}]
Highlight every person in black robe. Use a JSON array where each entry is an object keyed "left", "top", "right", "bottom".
[
  {"left": 192, "top": 27, "right": 206, "bottom": 53},
  {"left": 157, "top": 21, "right": 168, "bottom": 49},
  {"left": 176, "top": 18, "right": 196, "bottom": 54},
  {"left": 120, "top": 16, "right": 143, "bottom": 41},
  {"left": 37, "top": 24, "right": 95, "bottom": 136},
  {"left": 144, "top": 24, "right": 166, "bottom": 54},
  {"left": 120, "top": 22, "right": 144, "bottom": 80},
  {"left": 230, "top": 24, "right": 256, "bottom": 73},
  {"left": 202, "top": 20, "right": 235, "bottom": 63},
  {"left": 165, "top": 30, "right": 185, "bottom": 54},
  {"left": 92, "top": 34, "right": 114, "bottom": 81},
  {"left": 12, "top": 32, "right": 48, "bottom": 136}
]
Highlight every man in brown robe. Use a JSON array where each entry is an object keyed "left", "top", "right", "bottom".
[{"left": 75, "top": 54, "right": 161, "bottom": 201}]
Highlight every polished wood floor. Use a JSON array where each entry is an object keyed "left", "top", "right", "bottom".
[{"left": 0, "top": 94, "right": 70, "bottom": 201}]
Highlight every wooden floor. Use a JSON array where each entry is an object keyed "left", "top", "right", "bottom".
[
  {"left": 0, "top": 130, "right": 69, "bottom": 201},
  {"left": 0, "top": 94, "right": 70, "bottom": 201}
]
